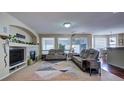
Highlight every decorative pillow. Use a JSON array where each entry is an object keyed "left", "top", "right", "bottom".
[
  {"left": 55, "top": 53, "right": 58, "bottom": 55},
  {"left": 87, "top": 49, "right": 99, "bottom": 59},
  {"left": 49, "top": 49, "right": 55, "bottom": 55}
]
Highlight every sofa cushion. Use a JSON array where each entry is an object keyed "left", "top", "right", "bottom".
[
  {"left": 81, "top": 49, "right": 89, "bottom": 59},
  {"left": 87, "top": 49, "right": 99, "bottom": 59},
  {"left": 56, "top": 49, "right": 64, "bottom": 55},
  {"left": 80, "top": 49, "right": 86, "bottom": 57},
  {"left": 49, "top": 49, "right": 56, "bottom": 55}
]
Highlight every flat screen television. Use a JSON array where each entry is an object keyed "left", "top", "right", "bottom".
[{"left": 9, "top": 48, "right": 24, "bottom": 66}]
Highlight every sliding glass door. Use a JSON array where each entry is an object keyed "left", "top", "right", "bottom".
[
  {"left": 72, "top": 37, "right": 88, "bottom": 53},
  {"left": 58, "top": 38, "right": 71, "bottom": 53}
]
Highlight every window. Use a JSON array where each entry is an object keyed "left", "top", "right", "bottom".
[
  {"left": 42, "top": 38, "right": 55, "bottom": 54},
  {"left": 72, "top": 38, "right": 88, "bottom": 53},
  {"left": 94, "top": 37, "right": 107, "bottom": 50},
  {"left": 58, "top": 38, "right": 70, "bottom": 53},
  {"left": 109, "top": 36, "right": 117, "bottom": 47}
]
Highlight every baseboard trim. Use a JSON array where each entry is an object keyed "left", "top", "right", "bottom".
[{"left": 108, "top": 63, "right": 124, "bottom": 69}]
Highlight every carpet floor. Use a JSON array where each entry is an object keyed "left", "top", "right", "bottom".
[{"left": 3, "top": 60, "right": 124, "bottom": 81}]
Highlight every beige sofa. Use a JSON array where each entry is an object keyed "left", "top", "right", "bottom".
[{"left": 45, "top": 49, "right": 66, "bottom": 61}]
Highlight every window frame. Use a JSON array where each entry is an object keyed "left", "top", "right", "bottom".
[
  {"left": 93, "top": 36, "right": 107, "bottom": 50},
  {"left": 57, "top": 37, "right": 71, "bottom": 53},
  {"left": 42, "top": 37, "right": 55, "bottom": 54},
  {"left": 72, "top": 37, "right": 88, "bottom": 53}
]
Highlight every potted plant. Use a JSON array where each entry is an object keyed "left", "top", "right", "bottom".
[{"left": 27, "top": 58, "right": 33, "bottom": 65}]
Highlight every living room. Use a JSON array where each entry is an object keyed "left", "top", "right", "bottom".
[
  {"left": 1, "top": 0, "right": 124, "bottom": 93},
  {"left": 0, "top": 12, "right": 124, "bottom": 81}
]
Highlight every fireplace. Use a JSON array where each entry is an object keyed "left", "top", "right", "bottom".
[{"left": 9, "top": 47, "right": 25, "bottom": 66}]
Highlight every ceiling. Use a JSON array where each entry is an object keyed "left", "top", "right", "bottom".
[{"left": 8, "top": 12, "right": 124, "bottom": 35}]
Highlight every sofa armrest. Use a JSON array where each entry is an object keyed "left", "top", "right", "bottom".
[{"left": 82, "top": 58, "right": 96, "bottom": 61}]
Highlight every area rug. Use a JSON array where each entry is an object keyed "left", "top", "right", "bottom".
[{"left": 35, "top": 61, "right": 124, "bottom": 81}]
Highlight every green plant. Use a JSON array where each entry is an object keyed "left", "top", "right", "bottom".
[
  {"left": 9, "top": 34, "right": 12, "bottom": 40},
  {"left": 9, "top": 34, "right": 36, "bottom": 45},
  {"left": 9, "top": 34, "right": 17, "bottom": 42},
  {"left": 59, "top": 44, "right": 65, "bottom": 50}
]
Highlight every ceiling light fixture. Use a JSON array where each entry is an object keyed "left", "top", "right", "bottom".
[{"left": 63, "top": 22, "right": 71, "bottom": 28}]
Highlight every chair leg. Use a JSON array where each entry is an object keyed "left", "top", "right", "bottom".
[
  {"left": 82, "top": 62, "right": 86, "bottom": 72},
  {"left": 90, "top": 68, "right": 92, "bottom": 76},
  {"left": 99, "top": 68, "right": 101, "bottom": 76},
  {"left": 99, "top": 63, "right": 101, "bottom": 76}
]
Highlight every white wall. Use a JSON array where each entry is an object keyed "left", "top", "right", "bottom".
[
  {"left": 93, "top": 28, "right": 124, "bottom": 35},
  {"left": 10, "top": 26, "right": 33, "bottom": 42},
  {"left": 107, "top": 47, "right": 124, "bottom": 69},
  {"left": 0, "top": 12, "right": 40, "bottom": 55},
  {"left": 0, "top": 13, "right": 39, "bottom": 43}
]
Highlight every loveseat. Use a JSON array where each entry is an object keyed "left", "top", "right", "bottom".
[{"left": 45, "top": 49, "right": 66, "bottom": 61}]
